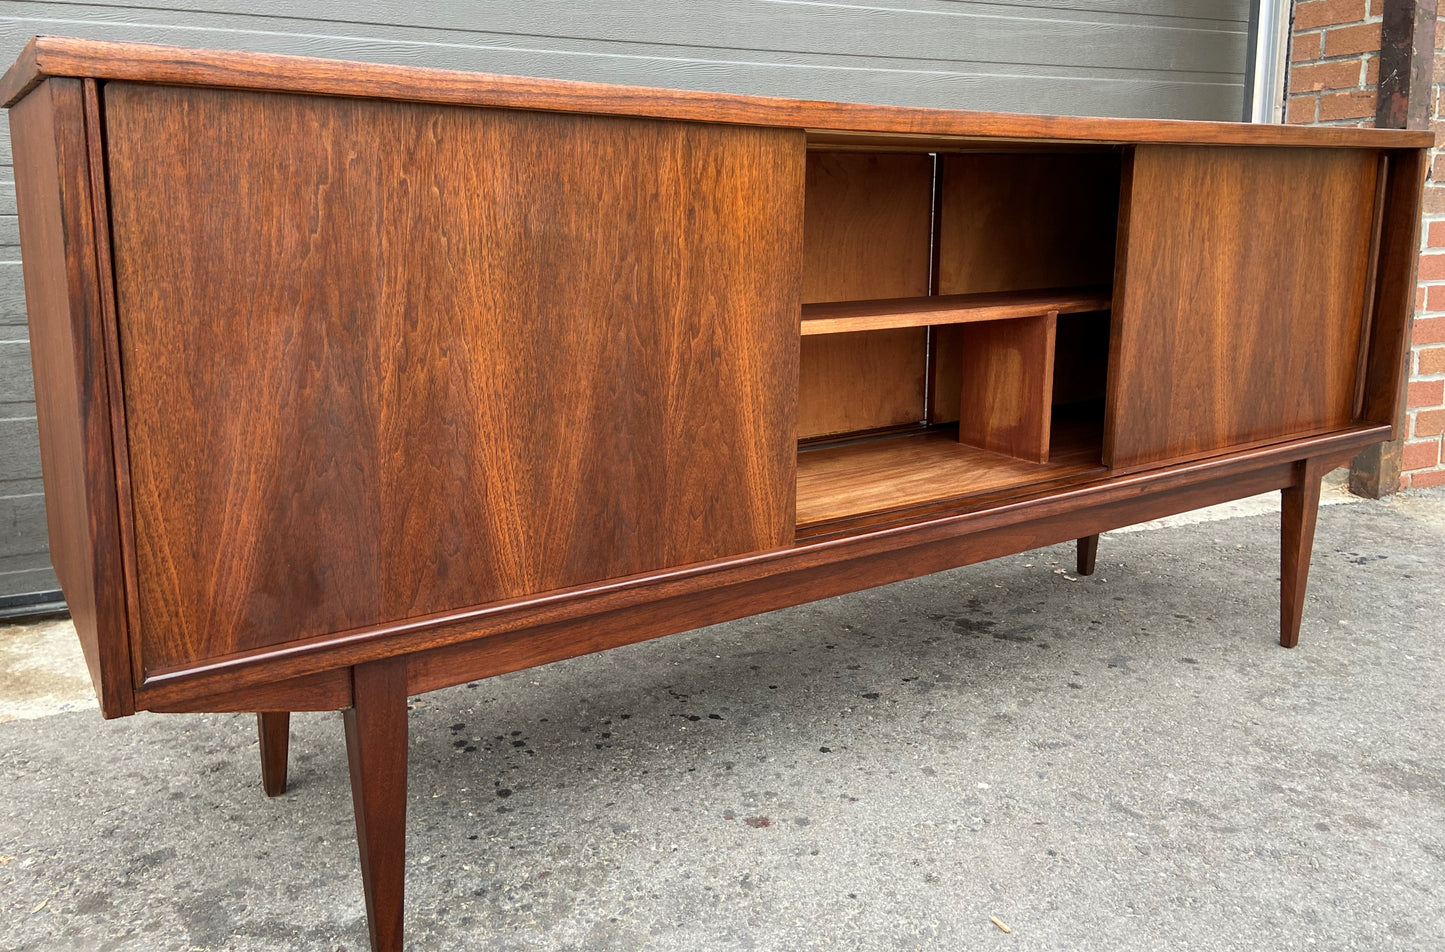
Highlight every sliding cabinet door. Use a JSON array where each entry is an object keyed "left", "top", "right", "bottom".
[
  {"left": 105, "top": 84, "right": 803, "bottom": 672},
  {"left": 1104, "top": 145, "right": 1379, "bottom": 470}
]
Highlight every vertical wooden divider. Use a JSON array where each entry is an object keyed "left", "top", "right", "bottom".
[{"left": 956, "top": 310, "right": 1059, "bottom": 463}]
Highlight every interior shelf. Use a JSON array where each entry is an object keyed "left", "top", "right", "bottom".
[
  {"left": 799, "top": 286, "right": 1111, "bottom": 336},
  {"left": 795, "top": 408, "right": 1105, "bottom": 531}
]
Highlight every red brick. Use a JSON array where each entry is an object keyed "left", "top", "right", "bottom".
[
  {"left": 1430, "top": 221, "right": 1445, "bottom": 248},
  {"left": 1325, "top": 22, "right": 1382, "bottom": 57},
  {"left": 1426, "top": 284, "right": 1445, "bottom": 311},
  {"left": 1293, "top": 31, "right": 1324, "bottom": 63},
  {"left": 1403, "top": 439, "right": 1441, "bottom": 470},
  {"left": 1287, "top": 94, "right": 1319, "bottom": 124},
  {"left": 1438, "top": 17, "right": 1445, "bottom": 50},
  {"left": 1420, "top": 346, "right": 1445, "bottom": 374},
  {"left": 1369, "top": 0, "right": 1386, "bottom": 14},
  {"left": 1409, "top": 468, "right": 1445, "bottom": 488},
  {"left": 1365, "top": 54, "right": 1379, "bottom": 85},
  {"left": 1318, "top": 89, "right": 1376, "bottom": 119},
  {"left": 1416, "top": 409, "right": 1445, "bottom": 437},
  {"left": 1415, "top": 315, "right": 1445, "bottom": 344},
  {"left": 1408, "top": 378, "right": 1445, "bottom": 407},
  {"left": 1418, "top": 254, "right": 1445, "bottom": 281},
  {"left": 1424, "top": 184, "right": 1445, "bottom": 214},
  {"left": 1295, "top": 0, "right": 1368, "bottom": 30},
  {"left": 1292, "top": 59, "right": 1365, "bottom": 92}
]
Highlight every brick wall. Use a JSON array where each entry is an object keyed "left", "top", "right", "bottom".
[{"left": 1288, "top": 0, "right": 1445, "bottom": 489}]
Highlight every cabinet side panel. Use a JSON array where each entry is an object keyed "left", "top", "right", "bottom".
[
  {"left": 1104, "top": 145, "right": 1378, "bottom": 471},
  {"left": 1359, "top": 148, "right": 1427, "bottom": 426},
  {"left": 106, "top": 84, "right": 801, "bottom": 669},
  {"left": 11, "top": 79, "right": 133, "bottom": 715}
]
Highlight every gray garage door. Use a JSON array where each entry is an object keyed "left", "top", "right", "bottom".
[{"left": 0, "top": 0, "right": 1253, "bottom": 612}]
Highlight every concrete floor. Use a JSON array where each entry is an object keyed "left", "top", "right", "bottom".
[{"left": 1, "top": 485, "right": 1442, "bottom": 951}]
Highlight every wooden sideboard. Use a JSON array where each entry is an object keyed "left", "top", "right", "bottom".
[{"left": 3, "top": 37, "right": 1431, "bottom": 952}]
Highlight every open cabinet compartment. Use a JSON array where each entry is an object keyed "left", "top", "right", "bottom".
[{"left": 796, "top": 146, "right": 1124, "bottom": 535}]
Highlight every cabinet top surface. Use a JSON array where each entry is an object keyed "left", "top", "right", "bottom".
[{"left": 2, "top": 36, "right": 1433, "bottom": 150}]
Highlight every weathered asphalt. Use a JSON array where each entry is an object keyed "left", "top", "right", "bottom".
[{"left": 2, "top": 487, "right": 1443, "bottom": 951}]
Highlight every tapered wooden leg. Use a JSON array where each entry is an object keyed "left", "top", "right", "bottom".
[
  {"left": 343, "top": 658, "right": 409, "bottom": 952},
  {"left": 1076, "top": 534, "right": 1099, "bottom": 576},
  {"left": 257, "top": 711, "right": 290, "bottom": 797},
  {"left": 1280, "top": 458, "right": 1325, "bottom": 649}
]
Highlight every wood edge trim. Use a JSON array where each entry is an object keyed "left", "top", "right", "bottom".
[
  {"left": 6, "top": 36, "right": 1437, "bottom": 149},
  {"left": 51, "top": 78, "right": 135, "bottom": 718},
  {"left": 0, "top": 37, "right": 41, "bottom": 108},
  {"left": 1101, "top": 146, "right": 1137, "bottom": 467},
  {"left": 82, "top": 78, "right": 143, "bottom": 704},
  {"left": 133, "top": 424, "right": 1390, "bottom": 710},
  {"left": 1354, "top": 153, "right": 1391, "bottom": 419}
]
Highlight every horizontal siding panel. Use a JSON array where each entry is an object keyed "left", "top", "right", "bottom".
[
  {"left": 0, "top": 341, "right": 32, "bottom": 403},
  {"left": 0, "top": 492, "right": 48, "bottom": 559},
  {"left": 0, "top": 416, "right": 39, "bottom": 484},
  {"left": 0, "top": 214, "right": 18, "bottom": 253},
  {"left": 0, "top": 261, "right": 25, "bottom": 327},
  {"left": 0, "top": 565, "right": 59, "bottom": 597},
  {"left": 0, "top": 6, "right": 1246, "bottom": 118},
  {"left": 8, "top": 0, "right": 1249, "bottom": 74}
]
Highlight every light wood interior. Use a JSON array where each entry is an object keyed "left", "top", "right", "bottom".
[
  {"left": 796, "top": 410, "right": 1106, "bottom": 530},
  {"left": 800, "top": 287, "right": 1110, "bottom": 335},
  {"left": 796, "top": 146, "right": 1122, "bottom": 529}
]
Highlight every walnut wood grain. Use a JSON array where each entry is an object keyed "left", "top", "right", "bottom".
[
  {"left": 800, "top": 288, "right": 1110, "bottom": 336},
  {"left": 1104, "top": 146, "right": 1380, "bottom": 471},
  {"left": 10, "top": 78, "right": 133, "bottom": 717},
  {"left": 0, "top": 37, "right": 1432, "bottom": 150},
  {"left": 799, "top": 151, "right": 932, "bottom": 438},
  {"left": 937, "top": 153, "right": 1121, "bottom": 296},
  {"left": 344, "top": 658, "right": 409, "bottom": 952},
  {"left": 1076, "top": 535, "right": 1099, "bottom": 576},
  {"left": 796, "top": 417, "right": 1096, "bottom": 527},
  {"left": 956, "top": 313, "right": 1059, "bottom": 463},
  {"left": 132, "top": 424, "right": 1388, "bottom": 713},
  {"left": 257, "top": 711, "right": 290, "bottom": 797},
  {"left": 1280, "top": 458, "right": 1326, "bottom": 649},
  {"left": 1359, "top": 149, "right": 1427, "bottom": 426},
  {"left": 104, "top": 83, "right": 802, "bottom": 673}
]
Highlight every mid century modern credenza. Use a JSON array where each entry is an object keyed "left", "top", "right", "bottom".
[{"left": 2, "top": 37, "right": 1431, "bottom": 951}]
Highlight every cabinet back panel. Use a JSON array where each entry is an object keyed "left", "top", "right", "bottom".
[
  {"left": 105, "top": 84, "right": 802, "bottom": 672},
  {"left": 799, "top": 152, "right": 932, "bottom": 438},
  {"left": 1105, "top": 145, "right": 1378, "bottom": 470},
  {"left": 930, "top": 153, "right": 1120, "bottom": 422}
]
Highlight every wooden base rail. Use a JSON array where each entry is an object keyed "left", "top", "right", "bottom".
[{"left": 246, "top": 458, "right": 1331, "bottom": 952}]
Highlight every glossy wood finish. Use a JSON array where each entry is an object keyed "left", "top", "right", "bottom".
[
  {"left": 956, "top": 313, "right": 1059, "bottom": 463},
  {"left": 1360, "top": 150, "right": 1428, "bottom": 427},
  {"left": 796, "top": 418, "right": 1101, "bottom": 528},
  {"left": 1076, "top": 535, "right": 1099, "bottom": 576},
  {"left": 104, "top": 83, "right": 802, "bottom": 673},
  {"left": 800, "top": 288, "right": 1110, "bottom": 336},
  {"left": 2, "top": 38, "right": 1433, "bottom": 150},
  {"left": 9, "top": 78, "right": 133, "bottom": 717},
  {"left": 257, "top": 711, "right": 290, "bottom": 797},
  {"left": 937, "top": 153, "right": 1121, "bottom": 296},
  {"left": 799, "top": 151, "right": 932, "bottom": 438},
  {"left": 1105, "top": 146, "right": 1380, "bottom": 471},
  {"left": 1280, "top": 458, "right": 1326, "bottom": 649},
  {"left": 3, "top": 39, "right": 1432, "bottom": 952},
  {"left": 344, "top": 658, "right": 409, "bottom": 952}
]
